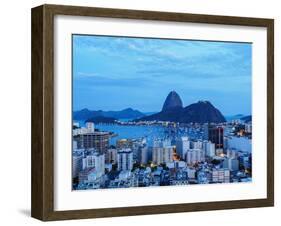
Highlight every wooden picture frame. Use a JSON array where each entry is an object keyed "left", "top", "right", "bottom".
[{"left": 31, "top": 4, "right": 274, "bottom": 221}]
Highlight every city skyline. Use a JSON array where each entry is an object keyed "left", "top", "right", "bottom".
[
  {"left": 72, "top": 35, "right": 252, "bottom": 191},
  {"left": 73, "top": 35, "right": 252, "bottom": 116}
]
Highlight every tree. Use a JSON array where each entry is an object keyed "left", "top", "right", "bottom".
[{"left": 211, "top": 159, "right": 221, "bottom": 165}]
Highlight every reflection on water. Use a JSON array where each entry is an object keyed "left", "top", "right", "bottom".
[
  {"left": 96, "top": 124, "right": 166, "bottom": 146},
  {"left": 75, "top": 120, "right": 201, "bottom": 147}
]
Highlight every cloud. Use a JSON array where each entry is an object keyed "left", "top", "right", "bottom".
[
  {"left": 73, "top": 74, "right": 153, "bottom": 88},
  {"left": 74, "top": 35, "right": 251, "bottom": 82},
  {"left": 72, "top": 35, "right": 252, "bottom": 114}
]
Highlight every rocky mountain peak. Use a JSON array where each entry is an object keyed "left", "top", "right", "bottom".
[{"left": 162, "top": 91, "right": 183, "bottom": 111}]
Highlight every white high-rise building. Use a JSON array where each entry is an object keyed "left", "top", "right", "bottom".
[
  {"left": 203, "top": 141, "right": 216, "bottom": 157},
  {"left": 163, "top": 146, "right": 174, "bottom": 163},
  {"left": 152, "top": 147, "right": 162, "bottom": 165},
  {"left": 72, "top": 154, "right": 83, "bottom": 178},
  {"left": 192, "top": 140, "right": 203, "bottom": 149},
  {"left": 152, "top": 146, "right": 174, "bottom": 165},
  {"left": 223, "top": 137, "right": 229, "bottom": 150},
  {"left": 223, "top": 158, "right": 239, "bottom": 171},
  {"left": 73, "top": 140, "right": 78, "bottom": 150},
  {"left": 82, "top": 152, "right": 105, "bottom": 176},
  {"left": 245, "top": 124, "right": 252, "bottom": 133},
  {"left": 176, "top": 137, "right": 190, "bottom": 160},
  {"left": 227, "top": 149, "right": 238, "bottom": 159},
  {"left": 140, "top": 146, "right": 148, "bottom": 164},
  {"left": 162, "top": 139, "right": 171, "bottom": 147},
  {"left": 73, "top": 122, "right": 97, "bottom": 136},
  {"left": 153, "top": 139, "right": 162, "bottom": 148},
  {"left": 153, "top": 139, "right": 171, "bottom": 148},
  {"left": 86, "top": 122, "right": 95, "bottom": 132},
  {"left": 186, "top": 149, "right": 205, "bottom": 165},
  {"left": 117, "top": 148, "right": 133, "bottom": 171}
]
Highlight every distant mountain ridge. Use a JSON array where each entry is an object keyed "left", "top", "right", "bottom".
[
  {"left": 240, "top": 115, "right": 252, "bottom": 123},
  {"left": 85, "top": 116, "right": 117, "bottom": 124},
  {"left": 74, "top": 91, "right": 228, "bottom": 123},
  {"left": 225, "top": 114, "right": 244, "bottom": 122},
  {"left": 73, "top": 108, "right": 145, "bottom": 121},
  {"left": 225, "top": 114, "right": 252, "bottom": 122},
  {"left": 136, "top": 91, "right": 226, "bottom": 123}
]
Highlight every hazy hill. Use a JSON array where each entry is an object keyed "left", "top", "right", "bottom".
[{"left": 74, "top": 108, "right": 145, "bottom": 120}]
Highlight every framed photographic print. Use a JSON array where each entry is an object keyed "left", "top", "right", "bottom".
[{"left": 31, "top": 4, "right": 274, "bottom": 221}]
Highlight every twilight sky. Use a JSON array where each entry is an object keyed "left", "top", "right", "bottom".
[{"left": 72, "top": 35, "right": 252, "bottom": 116}]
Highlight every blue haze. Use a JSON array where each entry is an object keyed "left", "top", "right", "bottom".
[{"left": 73, "top": 35, "right": 252, "bottom": 116}]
